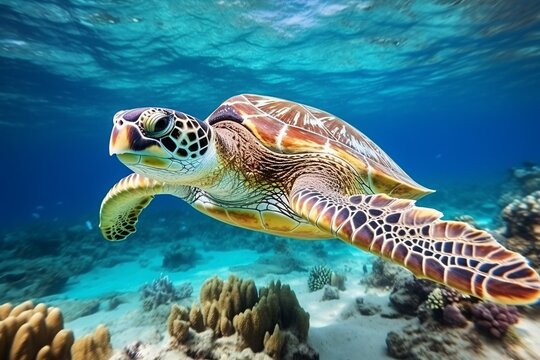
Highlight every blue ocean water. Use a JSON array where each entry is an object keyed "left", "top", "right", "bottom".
[
  {"left": 1, "top": 0, "right": 539, "bottom": 226},
  {"left": 1, "top": 1, "right": 540, "bottom": 359}
]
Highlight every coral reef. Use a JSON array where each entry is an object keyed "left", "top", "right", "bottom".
[
  {"left": 167, "top": 304, "right": 191, "bottom": 343},
  {"left": 0, "top": 300, "right": 111, "bottom": 360},
  {"left": 441, "top": 288, "right": 468, "bottom": 305},
  {"left": 263, "top": 324, "right": 284, "bottom": 358},
  {"left": 194, "top": 275, "right": 259, "bottom": 337},
  {"left": 0, "top": 259, "right": 71, "bottom": 301},
  {"left": 498, "top": 163, "right": 540, "bottom": 209},
  {"left": 164, "top": 275, "right": 316, "bottom": 359},
  {"left": 471, "top": 303, "right": 520, "bottom": 338},
  {"left": 116, "top": 328, "right": 311, "bottom": 360},
  {"left": 442, "top": 304, "right": 468, "bottom": 328},
  {"left": 0, "top": 221, "right": 143, "bottom": 303},
  {"left": 330, "top": 272, "right": 346, "bottom": 291},
  {"left": 121, "top": 341, "right": 144, "bottom": 359},
  {"left": 307, "top": 265, "right": 332, "bottom": 292},
  {"left": 425, "top": 287, "right": 468, "bottom": 312},
  {"left": 177, "top": 282, "right": 195, "bottom": 300},
  {"left": 354, "top": 297, "right": 381, "bottom": 316},
  {"left": 389, "top": 282, "right": 525, "bottom": 359},
  {"left": 502, "top": 191, "right": 540, "bottom": 269},
  {"left": 140, "top": 274, "right": 193, "bottom": 311},
  {"left": 389, "top": 274, "right": 436, "bottom": 315},
  {"left": 259, "top": 280, "right": 311, "bottom": 344},
  {"left": 511, "top": 163, "right": 540, "bottom": 195},
  {"left": 0, "top": 300, "right": 74, "bottom": 360},
  {"left": 425, "top": 288, "right": 444, "bottom": 310},
  {"left": 321, "top": 285, "right": 339, "bottom": 301},
  {"left": 387, "top": 301, "right": 532, "bottom": 360},
  {"left": 161, "top": 244, "right": 202, "bottom": 271},
  {"left": 386, "top": 320, "right": 483, "bottom": 360},
  {"left": 71, "top": 325, "right": 112, "bottom": 360},
  {"left": 362, "top": 258, "right": 405, "bottom": 289}
]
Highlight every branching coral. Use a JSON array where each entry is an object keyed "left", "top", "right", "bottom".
[
  {"left": 307, "top": 265, "right": 332, "bottom": 292},
  {"left": 471, "top": 303, "right": 520, "bottom": 338},
  {"left": 140, "top": 274, "right": 193, "bottom": 311},
  {"left": 177, "top": 282, "right": 194, "bottom": 299}
]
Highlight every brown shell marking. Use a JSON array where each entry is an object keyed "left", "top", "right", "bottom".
[
  {"left": 291, "top": 187, "right": 540, "bottom": 305},
  {"left": 207, "top": 94, "right": 432, "bottom": 199}
]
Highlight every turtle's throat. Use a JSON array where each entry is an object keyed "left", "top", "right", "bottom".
[
  {"left": 188, "top": 140, "right": 224, "bottom": 189},
  {"left": 196, "top": 127, "right": 255, "bottom": 201}
]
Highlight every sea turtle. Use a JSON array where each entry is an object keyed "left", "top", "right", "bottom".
[{"left": 100, "top": 94, "right": 540, "bottom": 305}]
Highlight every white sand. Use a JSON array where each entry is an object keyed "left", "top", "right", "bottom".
[
  {"left": 514, "top": 316, "right": 540, "bottom": 359},
  {"left": 303, "top": 282, "right": 411, "bottom": 360}
]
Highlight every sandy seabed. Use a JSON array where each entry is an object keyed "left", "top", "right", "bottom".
[{"left": 35, "top": 246, "right": 540, "bottom": 360}]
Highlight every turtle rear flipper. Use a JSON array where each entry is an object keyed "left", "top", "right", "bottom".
[
  {"left": 290, "top": 176, "right": 540, "bottom": 305},
  {"left": 99, "top": 173, "right": 189, "bottom": 241}
]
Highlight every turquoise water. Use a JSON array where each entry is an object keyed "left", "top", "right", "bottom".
[{"left": 1, "top": 1, "right": 540, "bottom": 359}]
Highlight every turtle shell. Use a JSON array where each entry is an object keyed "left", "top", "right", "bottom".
[{"left": 207, "top": 94, "right": 433, "bottom": 199}]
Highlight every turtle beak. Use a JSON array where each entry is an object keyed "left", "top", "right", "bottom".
[
  {"left": 109, "top": 112, "right": 169, "bottom": 160},
  {"left": 109, "top": 122, "right": 132, "bottom": 156}
]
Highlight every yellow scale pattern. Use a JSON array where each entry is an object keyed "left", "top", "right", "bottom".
[{"left": 192, "top": 196, "right": 331, "bottom": 239}]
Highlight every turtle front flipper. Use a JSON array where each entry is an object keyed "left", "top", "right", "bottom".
[
  {"left": 99, "top": 173, "right": 189, "bottom": 241},
  {"left": 290, "top": 177, "right": 540, "bottom": 305}
]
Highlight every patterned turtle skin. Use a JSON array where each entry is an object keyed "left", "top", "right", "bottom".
[{"left": 100, "top": 94, "right": 540, "bottom": 305}]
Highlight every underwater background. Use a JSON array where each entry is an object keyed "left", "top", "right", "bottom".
[{"left": 1, "top": 1, "right": 540, "bottom": 359}]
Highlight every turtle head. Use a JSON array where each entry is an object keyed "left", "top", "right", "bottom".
[{"left": 109, "top": 107, "right": 218, "bottom": 184}]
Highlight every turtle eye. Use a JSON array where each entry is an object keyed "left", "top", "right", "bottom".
[{"left": 143, "top": 113, "right": 174, "bottom": 138}]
